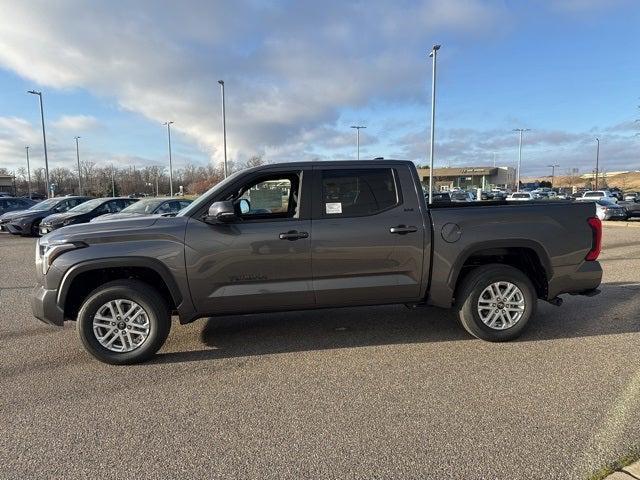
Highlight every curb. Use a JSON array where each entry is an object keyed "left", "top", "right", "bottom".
[
  {"left": 603, "top": 460, "right": 640, "bottom": 479},
  {"left": 603, "top": 221, "right": 640, "bottom": 228}
]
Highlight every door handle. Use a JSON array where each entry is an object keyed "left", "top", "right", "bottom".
[
  {"left": 389, "top": 225, "right": 418, "bottom": 234},
  {"left": 279, "top": 230, "right": 309, "bottom": 241}
]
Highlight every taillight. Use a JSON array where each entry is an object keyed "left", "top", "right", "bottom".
[{"left": 586, "top": 217, "right": 602, "bottom": 261}]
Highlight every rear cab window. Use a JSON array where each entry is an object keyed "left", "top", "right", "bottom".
[{"left": 319, "top": 168, "right": 400, "bottom": 218}]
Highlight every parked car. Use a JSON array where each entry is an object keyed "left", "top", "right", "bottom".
[
  {"left": 31, "top": 160, "right": 602, "bottom": 364},
  {"left": 609, "top": 188, "right": 624, "bottom": 201},
  {"left": 507, "top": 192, "right": 536, "bottom": 201},
  {"left": 620, "top": 200, "right": 640, "bottom": 218},
  {"left": 430, "top": 192, "right": 452, "bottom": 203},
  {"left": 0, "top": 196, "right": 92, "bottom": 236},
  {"left": 91, "top": 197, "right": 192, "bottom": 222},
  {"left": 39, "top": 197, "right": 138, "bottom": 234},
  {"left": 451, "top": 191, "right": 475, "bottom": 202},
  {"left": 22, "top": 192, "right": 47, "bottom": 201},
  {"left": 577, "top": 190, "right": 618, "bottom": 203},
  {"left": 0, "top": 197, "right": 36, "bottom": 217},
  {"left": 624, "top": 192, "right": 639, "bottom": 202},
  {"left": 491, "top": 190, "right": 508, "bottom": 200},
  {"left": 594, "top": 199, "right": 627, "bottom": 221}
]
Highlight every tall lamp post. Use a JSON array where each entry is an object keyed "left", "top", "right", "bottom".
[
  {"left": 350, "top": 125, "right": 366, "bottom": 160},
  {"left": 27, "top": 90, "right": 50, "bottom": 198},
  {"left": 163, "top": 121, "right": 174, "bottom": 196},
  {"left": 427, "top": 44, "right": 441, "bottom": 205},
  {"left": 218, "top": 80, "right": 228, "bottom": 178},
  {"left": 25, "top": 146, "right": 31, "bottom": 198},
  {"left": 547, "top": 164, "right": 560, "bottom": 188},
  {"left": 74, "top": 136, "right": 82, "bottom": 195},
  {"left": 513, "top": 128, "right": 531, "bottom": 192},
  {"left": 595, "top": 137, "right": 600, "bottom": 190}
]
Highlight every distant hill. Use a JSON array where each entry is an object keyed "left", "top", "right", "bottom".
[{"left": 521, "top": 171, "right": 640, "bottom": 191}]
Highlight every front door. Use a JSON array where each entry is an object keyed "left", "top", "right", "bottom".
[
  {"left": 311, "top": 165, "right": 426, "bottom": 306},
  {"left": 184, "top": 169, "right": 314, "bottom": 315}
]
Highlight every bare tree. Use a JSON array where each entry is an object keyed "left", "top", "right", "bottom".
[{"left": 245, "top": 155, "right": 265, "bottom": 169}]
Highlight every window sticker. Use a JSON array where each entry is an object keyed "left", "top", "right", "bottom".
[{"left": 325, "top": 202, "right": 342, "bottom": 214}]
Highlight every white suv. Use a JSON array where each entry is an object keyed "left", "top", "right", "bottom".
[{"left": 578, "top": 191, "right": 618, "bottom": 203}]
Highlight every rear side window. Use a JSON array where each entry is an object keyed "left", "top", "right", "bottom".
[{"left": 320, "top": 169, "right": 399, "bottom": 217}]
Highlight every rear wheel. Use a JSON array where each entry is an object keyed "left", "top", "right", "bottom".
[
  {"left": 77, "top": 280, "right": 171, "bottom": 364},
  {"left": 455, "top": 264, "right": 537, "bottom": 341}
]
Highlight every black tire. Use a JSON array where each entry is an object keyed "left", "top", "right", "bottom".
[
  {"left": 455, "top": 264, "right": 537, "bottom": 342},
  {"left": 77, "top": 279, "right": 171, "bottom": 365}
]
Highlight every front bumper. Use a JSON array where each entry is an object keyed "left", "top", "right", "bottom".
[
  {"left": 605, "top": 211, "right": 627, "bottom": 220},
  {"left": 31, "top": 284, "right": 65, "bottom": 326}
]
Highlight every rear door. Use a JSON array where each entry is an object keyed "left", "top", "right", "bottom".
[{"left": 311, "top": 164, "right": 426, "bottom": 306}]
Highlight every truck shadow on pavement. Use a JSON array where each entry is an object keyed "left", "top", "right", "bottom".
[{"left": 153, "top": 282, "right": 640, "bottom": 364}]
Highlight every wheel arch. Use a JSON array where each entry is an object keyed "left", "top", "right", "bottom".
[
  {"left": 450, "top": 240, "right": 551, "bottom": 301},
  {"left": 58, "top": 257, "right": 183, "bottom": 320}
]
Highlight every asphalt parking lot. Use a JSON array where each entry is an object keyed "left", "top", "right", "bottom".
[{"left": 1, "top": 226, "right": 640, "bottom": 480}]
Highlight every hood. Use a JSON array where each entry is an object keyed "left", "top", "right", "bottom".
[
  {"left": 91, "top": 212, "right": 146, "bottom": 223},
  {"left": 0, "top": 208, "right": 32, "bottom": 221},
  {"left": 43, "top": 215, "right": 165, "bottom": 244},
  {"left": 0, "top": 208, "right": 47, "bottom": 221},
  {"left": 42, "top": 211, "right": 81, "bottom": 225}
]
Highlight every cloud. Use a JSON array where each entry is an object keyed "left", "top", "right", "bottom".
[
  {"left": 394, "top": 122, "right": 639, "bottom": 175},
  {"left": 52, "top": 115, "right": 100, "bottom": 132},
  {"left": 0, "top": 0, "right": 507, "bottom": 168}
]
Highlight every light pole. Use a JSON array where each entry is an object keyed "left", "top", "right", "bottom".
[
  {"left": 163, "top": 121, "right": 174, "bottom": 196},
  {"left": 547, "top": 164, "right": 560, "bottom": 188},
  {"left": 513, "top": 128, "right": 530, "bottom": 192},
  {"left": 27, "top": 90, "right": 50, "bottom": 198},
  {"left": 111, "top": 166, "right": 116, "bottom": 196},
  {"left": 350, "top": 125, "right": 366, "bottom": 160},
  {"left": 74, "top": 136, "right": 82, "bottom": 195},
  {"left": 25, "top": 146, "right": 31, "bottom": 198},
  {"left": 427, "top": 44, "right": 441, "bottom": 205},
  {"left": 595, "top": 137, "right": 600, "bottom": 190},
  {"left": 218, "top": 80, "right": 228, "bottom": 178}
]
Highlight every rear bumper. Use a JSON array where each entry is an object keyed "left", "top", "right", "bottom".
[
  {"left": 31, "top": 284, "right": 65, "bottom": 326},
  {"left": 547, "top": 261, "right": 603, "bottom": 299}
]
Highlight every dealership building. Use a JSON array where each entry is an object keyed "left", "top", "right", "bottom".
[
  {"left": 416, "top": 166, "right": 517, "bottom": 191},
  {"left": 0, "top": 175, "right": 15, "bottom": 195}
]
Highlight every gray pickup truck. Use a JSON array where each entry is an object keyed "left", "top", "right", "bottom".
[{"left": 31, "top": 160, "right": 603, "bottom": 364}]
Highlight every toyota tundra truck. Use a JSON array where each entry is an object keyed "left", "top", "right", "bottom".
[{"left": 31, "top": 160, "right": 603, "bottom": 364}]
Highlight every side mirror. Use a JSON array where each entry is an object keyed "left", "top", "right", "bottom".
[
  {"left": 205, "top": 201, "right": 236, "bottom": 224},
  {"left": 238, "top": 198, "right": 250, "bottom": 214}
]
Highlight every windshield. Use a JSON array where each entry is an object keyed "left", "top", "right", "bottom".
[
  {"left": 178, "top": 170, "right": 245, "bottom": 217},
  {"left": 68, "top": 198, "right": 104, "bottom": 213},
  {"left": 120, "top": 198, "right": 165, "bottom": 214},
  {"left": 28, "top": 198, "right": 63, "bottom": 211}
]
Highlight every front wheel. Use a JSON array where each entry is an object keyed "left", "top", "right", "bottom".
[
  {"left": 455, "top": 264, "right": 537, "bottom": 341},
  {"left": 77, "top": 280, "right": 171, "bottom": 364}
]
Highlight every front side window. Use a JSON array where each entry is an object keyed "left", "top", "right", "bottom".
[
  {"left": 236, "top": 174, "right": 299, "bottom": 219},
  {"left": 321, "top": 169, "right": 398, "bottom": 217}
]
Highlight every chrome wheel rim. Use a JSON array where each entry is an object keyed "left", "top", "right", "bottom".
[
  {"left": 92, "top": 299, "right": 150, "bottom": 353},
  {"left": 477, "top": 281, "right": 525, "bottom": 330}
]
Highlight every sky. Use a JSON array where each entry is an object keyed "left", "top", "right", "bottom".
[{"left": 0, "top": 0, "right": 638, "bottom": 177}]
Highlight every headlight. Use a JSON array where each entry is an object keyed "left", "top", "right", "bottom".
[{"left": 35, "top": 238, "right": 87, "bottom": 274}]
